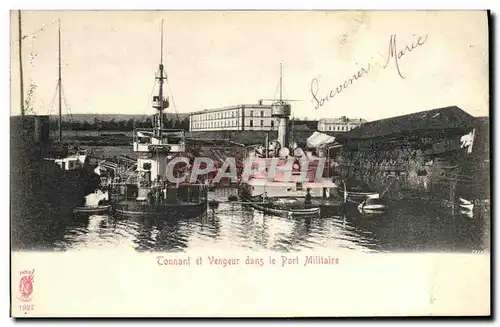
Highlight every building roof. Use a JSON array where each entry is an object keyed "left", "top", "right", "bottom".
[
  {"left": 291, "top": 123, "right": 311, "bottom": 131},
  {"left": 337, "top": 106, "right": 477, "bottom": 141},
  {"left": 292, "top": 120, "right": 318, "bottom": 129},
  {"left": 318, "top": 117, "right": 367, "bottom": 124}
]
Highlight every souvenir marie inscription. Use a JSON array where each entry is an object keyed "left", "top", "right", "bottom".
[
  {"left": 310, "top": 33, "right": 429, "bottom": 110},
  {"left": 157, "top": 255, "right": 340, "bottom": 267}
]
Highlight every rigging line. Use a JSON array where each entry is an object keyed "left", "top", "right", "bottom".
[
  {"left": 137, "top": 77, "right": 158, "bottom": 127},
  {"left": 46, "top": 80, "right": 59, "bottom": 116},
  {"left": 61, "top": 83, "right": 74, "bottom": 123},
  {"left": 11, "top": 19, "right": 58, "bottom": 45},
  {"left": 62, "top": 89, "right": 72, "bottom": 122},
  {"left": 166, "top": 80, "right": 180, "bottom": 122}
]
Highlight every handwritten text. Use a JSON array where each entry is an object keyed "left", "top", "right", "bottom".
[
  {"left": 310, "top": 33, "right": 429, "bottom": 110},
  {"left": 383, "top": 34, "right": 429, "bottom": 79}
]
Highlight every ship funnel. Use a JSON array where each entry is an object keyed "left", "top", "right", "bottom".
[{"left": 272, "top": 101, "right": 291, "bottom": 150}]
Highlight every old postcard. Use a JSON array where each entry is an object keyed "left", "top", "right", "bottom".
[{"left": 10, "top": 10, "right": 490, "bottom": 317}]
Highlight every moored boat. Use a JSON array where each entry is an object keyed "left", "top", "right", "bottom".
[
  {"left": 73, "top": 205, "right": 111, "bottom": 215},
  {"left": 357, "top": 198, "right": 387, "bottom": 214},
  {"left": 241, "top": 194, "right": 321, "bottom": 217},
  {"left": 339, "top": 180, "right": 380, "bottom": 203}
]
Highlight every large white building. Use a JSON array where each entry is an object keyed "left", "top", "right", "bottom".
[
  {"left": 189, "top": 101, "right": 278, "bottom": 131},
  {"left": 317, "top": 116, "right": 367, "bottom": 132}
]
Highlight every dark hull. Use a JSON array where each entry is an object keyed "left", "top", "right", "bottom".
[
  {"left": 73, "top": 205, "right": 111, "bottom": 215},
  {"left": 338, "top": 189, "right": 379, "bottom": 203},
  {"left": 249, "top": 200, "right": 321, "bottom": 217},
  {"left": 113, "top": 200, "right": 207, "bottom": 218},
  {"left": 238, "top": 189, "right": 321, "bottom": 218}
]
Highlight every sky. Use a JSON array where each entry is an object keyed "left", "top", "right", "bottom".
[{"left": 9, "top": 10, "right": 489, "bottom": 121}]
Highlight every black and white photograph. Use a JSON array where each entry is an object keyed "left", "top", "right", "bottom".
[{"left": 9, "top": 9, "right": 491, "bottom": 317}]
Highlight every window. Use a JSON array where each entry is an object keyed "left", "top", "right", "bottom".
[
  {"left": 251, "top": 111, "right": 253, "bottom": 117},
  {"left": 261, "top": 111, "right": 264, "bottom": 117},
  {"left": 250, "top": 120, "right": 253, "bottom": 127},
  {"left": 261, "top": 120, "right": 264, "bottom": 127},
  {"left": 271, "top": 120, "right": 274, "bottom": 128}
]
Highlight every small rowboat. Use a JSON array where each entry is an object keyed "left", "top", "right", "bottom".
[
  {"left": 250, "top": 200, "right": 321, "bottom": 217},
  {"left": 339, "top": 182, "right": 379, "bottom": 203},
  {"left": 357, "top": 198, "right": 387, "bottom": 214},
  {"left": 237, "top": 190, "right": 320, "bottom": 217},
  {"left": 73, "top": 205, "right": 111, "bottom": 215}
]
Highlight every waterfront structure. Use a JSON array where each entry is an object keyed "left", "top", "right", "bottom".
[
  {"left": 189, "top": 101, "right": 277, "bottom": 131},
  {"left": 334, "top": 106, "right": 489, "bottom": 213},
  {"left": 317, "top": 116, "right": 366, "bottom": 132}
]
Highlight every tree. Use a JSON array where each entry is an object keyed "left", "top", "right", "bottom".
[
  {"left": 125, "top": 118, "right": 135, "bottom": 130},
  {"left": 82, "top": 121, "right": 91, "bottom": 130}
]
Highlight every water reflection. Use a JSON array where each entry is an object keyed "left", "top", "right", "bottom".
[{"left": 12, "top": 188, "right": 489, "bottom": 253}]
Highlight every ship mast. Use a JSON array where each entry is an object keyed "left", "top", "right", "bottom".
[
  {"left": 279, "top": 63, "right": 282, "bottom": 102},
  {"left": 58, "top": 19, "right": 62, "bottom": 142},
  {"left": 18, "top": 10, "right": 25, "bottom": 117},
  {"left": 154, "top": 19, "right": 168, "bottom": 139}
]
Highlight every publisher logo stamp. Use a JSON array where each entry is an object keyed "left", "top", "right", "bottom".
[{"left": 17, "top": 269, "right": 35, "bottom": 302}]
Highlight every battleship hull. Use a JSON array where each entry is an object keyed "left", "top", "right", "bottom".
[{"left": 113, "top": 200, "right": 207, "bottom": 218}]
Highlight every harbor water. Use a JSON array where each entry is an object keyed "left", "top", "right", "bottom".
[{"left": 11, "top": 188, "right": 489, "bottom": 253}]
